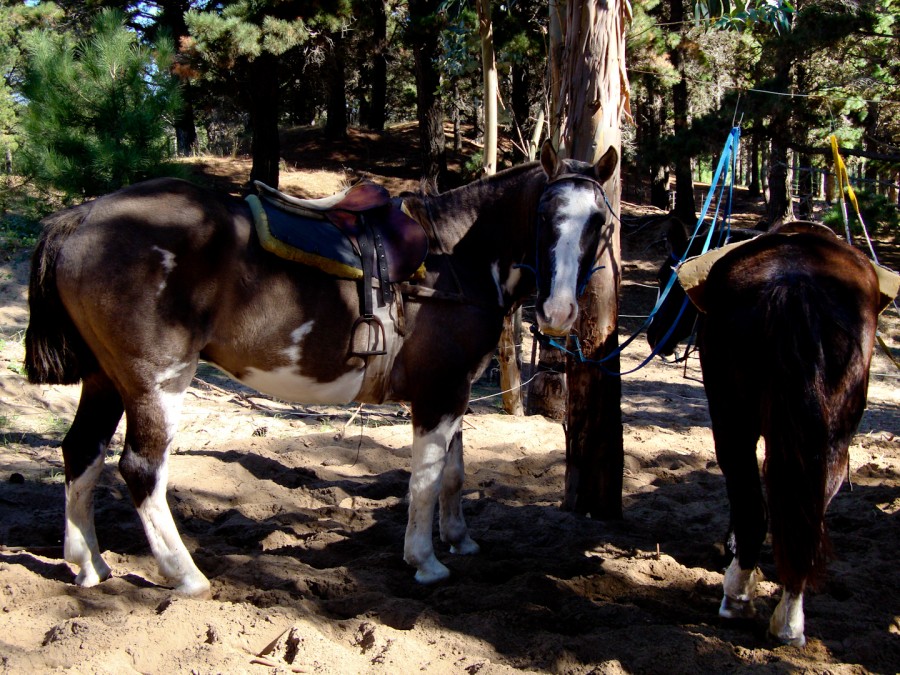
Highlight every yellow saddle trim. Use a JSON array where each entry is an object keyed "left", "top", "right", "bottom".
[{"left": 247, "top": 194, "right": 363, "bottom": 280}]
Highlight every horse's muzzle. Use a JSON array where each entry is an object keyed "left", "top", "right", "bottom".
[{"left": 536, "top": 296, "right": 579, "bottom": 337}]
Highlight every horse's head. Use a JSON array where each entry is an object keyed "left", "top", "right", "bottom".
[
  {"left": 534, "top": 141, "right": 618, "bottom": 337},
  {"left": 646, "top": 219, "right": 696, "bottom": 356}
]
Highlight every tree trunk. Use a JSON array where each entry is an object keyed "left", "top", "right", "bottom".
[
  {"left": 526, "top": 344, "right": 567, "bottom": 420},
  {"left": 477, "top": 0, "right": 498, "bottom": 175},
  {"left": 368, "top": 0, "right": 388, "bottom": 131},
  {"left": 553, "top": 0, "right": 628, "bottom": 519},
  {"left": 645, "top": 81, "right": 669, "bottom": 209},
  {"left": 248, "top": 53, "right": 280, "bottom": 188},
  {"left": 499, "top": 312, "right": 524, "bottom": 415},
  {"left": 747, "top": 131, "right": 760, "bottom": 198},
  {"left": 528, "top": 0, "right": 567, "bottom": 422},
  {"left": 156, "top": 0, "right": 197, "bottom": 155},
  {"left": 407, "top": 0, "right": 448, "bottom": 189},
  {"left": 510, "top": 64, "right": 531, "bottom": 163},
  {"left": 325, "top": 34, "right": 348, "bottom": 140},
  {"left": 477, "top": 0, "right": 521, "bottom": 414},
  {"left": 670, "top": 0, "right": 695, "bottom": 224},
  {"left": 767, "top": 138, "right": 792, "bottom": 224},
  {"left": 452, "top": 79, "right": 462, "bottom": 153},
  {"left": 797, "top": 152, "right": 813, "bottom": 219}
]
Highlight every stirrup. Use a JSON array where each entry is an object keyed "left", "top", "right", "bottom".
[{"left": 350, "top": 315, "right": 388, "bottom": 357}]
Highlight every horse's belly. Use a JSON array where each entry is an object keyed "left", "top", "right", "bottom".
[{"left": 230, "top": 364, "right": 364, "bottom": 405}]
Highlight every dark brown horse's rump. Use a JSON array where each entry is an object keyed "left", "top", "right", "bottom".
[{"left": 650, "top": 221, "right": 899, "bottom": 647}]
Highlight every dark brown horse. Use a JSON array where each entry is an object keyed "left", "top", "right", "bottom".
[
  {"left": 25, "top": 142, "right": 618, "bottom": 595},
  {"left": 648, "top": 220, "right": 898, "bottom": 646}
]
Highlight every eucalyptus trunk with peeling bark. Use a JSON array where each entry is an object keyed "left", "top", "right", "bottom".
[
  {"left": 551, "top": 0, "right": 630, "bottom": 518},
  {"left": 478, "top": 0, "right": 523, "bottom": 415}
]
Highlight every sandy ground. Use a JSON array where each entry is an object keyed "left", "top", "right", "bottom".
[{"left": 1, "top": 165, "right": 899, "bottom": 674}]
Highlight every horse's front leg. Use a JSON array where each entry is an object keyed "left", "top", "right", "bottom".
[
  {"left": 404, "top": 414, "right": 463, "bottom": 584},
  {"left": 439, "top": 428, "right": 479, "bottom": 555}
]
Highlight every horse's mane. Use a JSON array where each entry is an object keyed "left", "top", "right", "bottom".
[{"left": 401, "top": 160, "right": 542, "bottom": 202}]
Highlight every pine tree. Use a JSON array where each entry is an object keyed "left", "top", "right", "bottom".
[{"left": 18, "top": 8, "right": 182, "bottom": 200}]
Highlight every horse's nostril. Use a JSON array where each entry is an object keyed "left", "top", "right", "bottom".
[{"left": 538, "top": 298, "right": 578, "bottom": 334}]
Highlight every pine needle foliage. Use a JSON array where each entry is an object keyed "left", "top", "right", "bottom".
[{"left": 18, "top": 8, "right": 183, "bottom": 200}]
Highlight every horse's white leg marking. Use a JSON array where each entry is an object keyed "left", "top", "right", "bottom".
[
  {"left": 131, "top": 373, "right": 210, "bottom": 596},
  {"left": 719, "top": 557, "right": 758, "bottom": 619},
  {"left": 439, "top": 430, "right": 479, "bottom": 556},
  {"left": 540, "top": 186, "right": 600, "bottom": 332},
  {"left": 64, "top": 453, "right": 112, "bottom": 587},
  {"left": 769, "top": 589, "right": 806, "bottom": 647},
  {"left": 135, "top": 453, "right": 210, "bottom": 596},
  {"left": 404, "top": 415, "right": 462, "bottom": 584}
]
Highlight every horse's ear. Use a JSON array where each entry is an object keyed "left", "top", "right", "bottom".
[
  {"left": 540, "top": 140, "right": 560, "bottom": 178},
  {"left": 592, "top": 146, "right": 619, "bottom": 183}
]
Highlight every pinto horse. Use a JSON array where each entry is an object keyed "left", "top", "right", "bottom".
[
  {"left": 648, "top": 220, "right": 898, "bottom": 645},
  {"left": 25, "top": 141, "right": 618, "bottom": 595}
]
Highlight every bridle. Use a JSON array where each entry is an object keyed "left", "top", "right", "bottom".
[{"left": 518, "top": 172, "right": 612, "bottom": 298}]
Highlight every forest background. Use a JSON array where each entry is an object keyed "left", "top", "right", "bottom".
[{"left": 0, "top": 0, "right": 898, "bottom": 233}]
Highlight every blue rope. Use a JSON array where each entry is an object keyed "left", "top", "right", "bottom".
[{"left": 532, "top": 127, "right": 742, "bottom": 377}]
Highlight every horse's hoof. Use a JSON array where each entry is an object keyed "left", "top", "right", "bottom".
[
  {"left": 413, "top": 559, "right": 451, "bottom": 585},
  {"left": 769, "top": 628, "right": 806, "bottom": 648},
  {"left": 450, "top": 536, "right": 480, "bottom": 556},
  {"left": 73, "top": 561, "right": 112, "bottom": 588},
  {"left": 719, "top": 594, "right": 756, "bottom": 619},
  {"left": 173, "top": 575, "right": 212, "bottom": 598}
]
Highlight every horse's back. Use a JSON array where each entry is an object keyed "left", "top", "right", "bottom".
[{"left": 703, "top": 230, "right": 880, "bottom": 317}]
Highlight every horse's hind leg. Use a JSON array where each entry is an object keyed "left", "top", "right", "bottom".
[
  {"left": 769, "top": 436, "right": 850, "bottom": 648},
  {"left": 711, "top": 411, "right": 766, "bottom": 619},
  {"left": 118, "top": 360, "right": 209, "bottom": 597},
  {"left": 439, "top": 428, "right": 479, "bottom": 556},
  {"left": 62, "top": 372, "right": 124, "bottom": 587}
]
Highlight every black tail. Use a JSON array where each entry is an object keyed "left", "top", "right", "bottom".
[
  {"left": 761, "top": 277, "right": 838, "bottom": 593},
  {"left": 24, "top": 204, "right": 94, "bottom": 384}
]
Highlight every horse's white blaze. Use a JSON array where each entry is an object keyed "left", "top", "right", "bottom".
[
  {"left": 151, "top": 246, "right": 177, "bottom": 297},
  {"left": 769, "top": 589, "right": 806, "bottom": 646},
  {"left": 541, "top": 185, "right": 599, "bottom": 332},
  {"left": 405, "top": 415, "right": 463, "bottom": 584},
  {"left": 135, "top": 453, "right": 210, "bottom": 596},
  {"left": 64, "top": 453, "right": 111, "bottom": 587}
]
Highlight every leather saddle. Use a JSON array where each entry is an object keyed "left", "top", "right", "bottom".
[{"left": 247, "top": 180, "right": 428, "bottom": 357}]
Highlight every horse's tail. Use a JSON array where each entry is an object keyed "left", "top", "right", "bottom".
[
  {"left": 761, "top": 276, "right": 840, "bottom": 593},
  {"left": 25, "top": 204, "right": 94, "bottom": 385}
]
